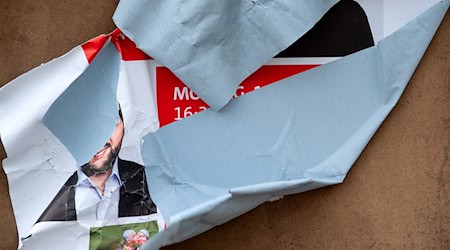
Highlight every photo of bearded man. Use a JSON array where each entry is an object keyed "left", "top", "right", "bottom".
[{"left": 36, "top": 108, "right": 157, "bottom": 222}]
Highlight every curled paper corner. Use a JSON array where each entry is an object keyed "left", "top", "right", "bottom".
[
  {"left": 139, "top": 1, "right": 449, "bottom": 248},
  {"left": 42, "top": 41, "right": 121, "bottom": 166},
  {"left": 113, "top": 0, "right": 339, "bottom": 110}
]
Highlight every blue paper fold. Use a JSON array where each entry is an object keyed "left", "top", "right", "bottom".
[
  {"left": 113, "top": 0, "right": 338, "bottom": 110},
  {"left": 42, "top": 41, "right": 121, "bottom": 165},
  {"left": 139, "top": 1, "right": 449, "bottom": 248}
]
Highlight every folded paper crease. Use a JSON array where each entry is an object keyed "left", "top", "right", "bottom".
[
  {"left": 138, "top": 1, "right": 448, "bottom": 248},
  {"left": 113, "top": 0, "right": 339, "bottom": 110}
]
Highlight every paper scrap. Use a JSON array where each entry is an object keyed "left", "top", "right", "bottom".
[{"left": 113, "top": 0, "right": 338, "bottom": 110}]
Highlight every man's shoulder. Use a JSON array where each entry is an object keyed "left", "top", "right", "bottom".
[
  {"left": 117, "top": 158, "right": 145, "bottom": 180},
  {"left": 36, "top": 171, "right": 78, "bottom": 222},
  {"left": 117, "top": 158, "right": 144, "bottom": 168}
]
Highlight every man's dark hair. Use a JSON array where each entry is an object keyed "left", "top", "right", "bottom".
[{"left": 118, "top": 104, "right": 123, "bottom": 120}]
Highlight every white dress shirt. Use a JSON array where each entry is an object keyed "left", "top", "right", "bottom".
[{"left": 75, "top": 159, "right": 121, "bottom": 221}]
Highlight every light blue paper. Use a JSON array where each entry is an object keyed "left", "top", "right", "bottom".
[
  {"left": 42, "top": 41, "right": 121, "bottom": 165},
  {"left": 32, "top": 1, "right": 448, "bottom": 249},
  {"left": 113, "top": 0, "right": 338, "bottom": 110},
  {"left": 139, "top": 1, "right": 449, "bottom": 248}
]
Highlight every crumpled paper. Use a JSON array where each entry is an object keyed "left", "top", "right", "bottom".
[
  {"left": 137, "top": 2, "right": 449, "bottom": 248},
  {"left": 43, "top": 41, "right": 121, "bottom": 166},
  {"left": 113, "top": 0, "right": 338, "bottom": 110},
  {"left": 0, "top": 0, "right": 448, "bottom": 249}
]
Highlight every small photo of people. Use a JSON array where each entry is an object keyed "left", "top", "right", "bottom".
[{"left": 89, "top": 221, "right": 158, "bottom": 250}]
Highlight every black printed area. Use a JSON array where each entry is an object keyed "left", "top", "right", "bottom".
[{"left": 276, "top": 0, "right": 374, "bottom": 57}]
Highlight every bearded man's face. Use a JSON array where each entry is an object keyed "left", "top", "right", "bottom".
[{"left": 88, "top": 119, "right": 124, "bottom": 170}]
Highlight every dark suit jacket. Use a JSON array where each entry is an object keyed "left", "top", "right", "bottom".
[
  {"left": 37, "top": 158, "right": 157, "bottom": 222},
  {"left": 276, "top": 0, "right": 374, "bottom": 57}
]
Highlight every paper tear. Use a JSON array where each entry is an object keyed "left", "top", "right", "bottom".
[
  {"left": 114, "top": 0, "right": 339, "bottom": 110},
  {"left": 140, "top": 1, "right": 449, "bottom": 247}
]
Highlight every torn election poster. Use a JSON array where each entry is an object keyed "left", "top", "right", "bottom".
[{"left": 0, "top": 0, "right": 448, "bottom": 249}]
